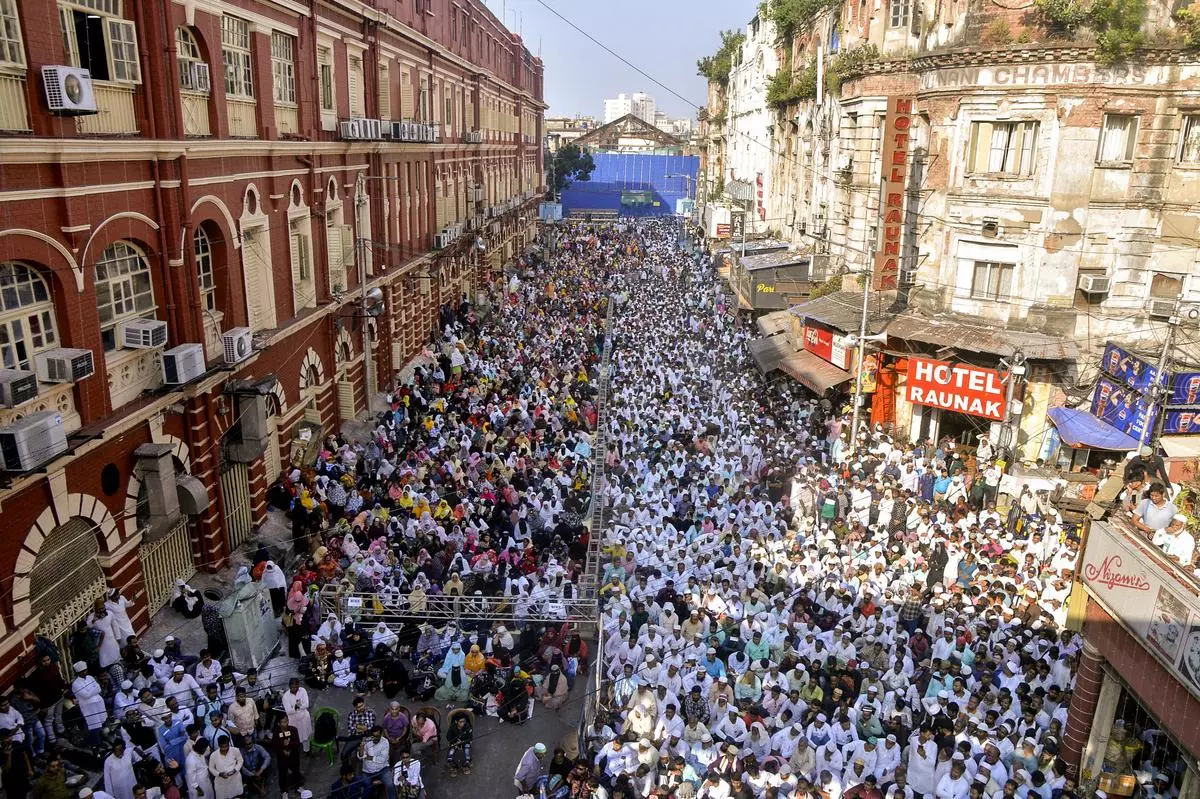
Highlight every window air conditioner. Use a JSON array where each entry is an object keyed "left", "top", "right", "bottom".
[
  {"left": 180, "top": 62, "right": 212, "bottom": 93},
  {"left": 360, "top": 118, "right": 382, "bottom": 140},
  {"left": 432, "top": 126, "right": 440, "bottom": 143},
  {"left": 434, "top": 232, "right": 449, "bottom": 250},
  {"left": 0, "top": 369, "right": 39, "bottom": 407},
  {"left": 161, "top": 343, "right": 207, "bottom": 385},
  {"left": 340, "top": 119, "right": 363, "bottom": 139},
  {"left": 35, "top": 348, "right": 95, "bottom": 384},
  {"left": 0, "top": 411, "right": 68, "bottom": 472},
  {"left": 41, "top": 66, "right": 98, "bottom": 115},
  {"left": 120, "top": 318, "right": 168, "bottom": 349},
  {"left": 1077, "top": 274, "right": 1111, "bottom": 295},
  {"left": 1148, "top": 298, "right": 1177, "bottom": 319},
  {"left": 222, "top": 327, "right": 253, "bottom": 364}
]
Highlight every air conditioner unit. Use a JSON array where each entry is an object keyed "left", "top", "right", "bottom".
[
  {"left": 0, "top": 369, "right": 39, "bottom": 408},
  {"left": 41, "top": 66, "right": 97, "bottom": 115},
  {"left": 120, "top": 319, "right": 168, "bottom": 349},
  {"left": 388, "top": 121, "right": 402, "bottom": 139},
  {"left": 1148, "top": 298, "right": 1177, "bottom": 319},
  {"left": 180, "top": 62, "right": 212, "bottom": 93},
  {"left": 1077, "top": 274, "right": 1111, "bottom": 295},
  {"left": 161, "top": 343, "right": 207, "bottom": 385},
  {"left": 0, "top": 411, "right": 68, "bottom": 471},
  {"left": 35, "top": 348, "right": 95, "bottom": 384},
  {"left": 340, "top": 119, "right": 363, "bottom": 139},
  {"left": 404, "top": 122, "right": 418, "bottom": 141},
  {"left": 471, "top": 187, "right": 484, "bottom": 202},
  {"left": 433, "top": 232, "right": 450, "bottom": 250},
  {"left": 360, "top": 118, "right": 382, "bottom": 140},
  {"left": 222, "top": 327, "right": 253, "bottom": 364},
  {"left": 432, "top": 126, "right": 441, "bottom": 143},
  {"left": 423, "top": 124, "right": 435, "bottom": 141}
]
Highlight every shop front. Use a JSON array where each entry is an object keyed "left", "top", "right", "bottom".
[
  {"left": 1065, "top": 518, "right": 1200, "bottom": 798},
  {"left": 902, "top": 355, "right": 1009, "bottom": 449}
]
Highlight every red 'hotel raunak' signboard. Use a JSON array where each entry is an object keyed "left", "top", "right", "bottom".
[
  {"left": 905, "top": 356, "right": 1008, "bottom": 421},
  {"left": 873, "top": 96, "right": 915, "bottom": 291}
]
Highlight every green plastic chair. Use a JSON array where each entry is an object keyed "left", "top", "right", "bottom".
[{"left": 310, "top": 707, "right": 340, "bottom": 765}]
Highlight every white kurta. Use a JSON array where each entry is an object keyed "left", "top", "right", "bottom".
[
  {"left": 106, "top": 596, "right": 137, "bottom": 643},
  {"left": 282, "top": 688, "right": 313, "bottom": 745},
  {"left": 208, "top": 747, "right": 244, "bottom": 799},
  {"left": 90, "top": 612, "right": 123, "bottom": 668},
  {"left": 103, "top": 750, "right": 137, "bottom": 799},
  {"left": 72, "top": 674, "right": 108, "bottom": 730},
  {"left": 185, "top": 750, "right": 214, "bottom": 799}
]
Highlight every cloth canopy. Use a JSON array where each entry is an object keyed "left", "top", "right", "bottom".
[
  {"left": 780, "top": 349, "right": 852, "bottom": 394},
  {"left": 748, "top": 334, "right": 792, "bottom": 374},
  {"left": 1047, "top": 407, "right": 1141, "bottom": 450}
]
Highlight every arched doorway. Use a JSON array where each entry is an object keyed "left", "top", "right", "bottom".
[{"left": 31, "top": 518, "right": 107, "bottom": 675}]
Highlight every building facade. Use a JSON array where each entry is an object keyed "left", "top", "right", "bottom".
[
  {"left": 0, "top": 0, "right": 543, "bottom": 686},
  {"left": 603, "top": 92, "right": 656, "bottom": 125},
  {"left": 719, "top": 14, "right": 779, "bottom": 235}
]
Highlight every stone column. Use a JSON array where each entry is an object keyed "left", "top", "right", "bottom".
[{"left": 1062, "top": 640, "right": 1108, "bottom": 779}]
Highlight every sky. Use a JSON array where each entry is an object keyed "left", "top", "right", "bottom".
[{"left": 481, "top": 0, "right": 759, "bottom": 120}]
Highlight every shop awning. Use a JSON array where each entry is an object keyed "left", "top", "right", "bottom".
[
  {"left": 749, "top": 334, "right": 793, "bottom": 374},
  {"left": 757, "top": 310, "right": 793, "bottom": 337},
  {"left": 1047, "top": 407, "right": 1141, "bottom": 450},
  {"left": 1161, "top": 435, "right": 1200, "bottom": 458},
  {"left": 781, "top": 349, "right": 852, "bottom": 394}
]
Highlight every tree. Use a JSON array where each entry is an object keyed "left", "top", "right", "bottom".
[
  {"left": 697, "top": 30, "right": 746, "bottom": 87},
  {"left": 548, "top": 144, "right": 595, "bottom": 198}
]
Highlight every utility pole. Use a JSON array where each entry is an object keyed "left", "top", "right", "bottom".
[
  {"left": 1142, "top": 299, "right": 1180, "bottom": 450},
  {"left": 1000, "top": 350, "right": 1026, "bottom": 458},
  {"left": 848, "top": 270, "right": 871, "bottom": 456}
]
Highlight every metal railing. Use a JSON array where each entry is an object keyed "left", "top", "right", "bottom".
[
  {"left": 318, "top": 585, "right": 599, "bottom": 630},
  {"left": 579, "top": 300, "right": 615, "bottom": 600},
  {"left": 139, "top": 517, "right": 196, "bottom": 615}
]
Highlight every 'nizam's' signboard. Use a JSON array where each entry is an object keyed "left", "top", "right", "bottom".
[
  {"left": 873, "top": 97, "right": 914, "bottom": 291},
  {"left": 905, "top": 356, "right": 1007, "bottom": 421}
]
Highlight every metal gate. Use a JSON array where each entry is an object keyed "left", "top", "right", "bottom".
[
  {"left": 139, "top": 517, "right": 196, "bottom": 614},
  {"left": 219, "top": 461, "right": 253, "bottom": 550}
]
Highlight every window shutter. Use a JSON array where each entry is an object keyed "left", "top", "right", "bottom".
[
  {"left": 401, "top": 69, "right": 413, "bottom": 119},
  {"left": 337, "top": 379, "right": 356, "bottom": 420},
  {"left": 969, "top": 122, "right": 992, "bottom": 173},
  {"left": 326, "top": 223, "right": 343, "bottom": 292},
  {"left": 246, "top": 236, "right": 273, "bottom": 331},
  {"left": 58, "top": 6, "right": 78, "bottom": 67},
  {"left": 107, "top": 18, "right": 141, "bottom": 83},
  {"left": 378, "top": 63, "right": 391, "bottom": 119},
  {"left": 341, "top": 224, "right": 356, "bottom": 280},
  {"left": 348, "top": 57, "right": 362, "bottom": 117}
]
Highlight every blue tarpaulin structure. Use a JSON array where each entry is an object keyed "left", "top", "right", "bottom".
[
  {"left": 1047, "top": 407, "right": 1142, "bottom": 450},
  {"left": 560, "top": 153, "right": 699, "bottom": 218}
]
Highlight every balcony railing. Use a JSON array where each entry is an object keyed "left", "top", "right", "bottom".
[
  {"left": 181, "top": 92, "right": 211, "bottom": 137},
  {"left": 1079, "top": 517, "right": 1200, "bottom": 698},
  {"left": 275, "top": 103, "right": 298, "bottom": 136},
  {"left": 77, "top": 82, "right": 138, "bottom": 135},
  {"left": 226, "top": 97, "right": 258, "bottom": 138}
]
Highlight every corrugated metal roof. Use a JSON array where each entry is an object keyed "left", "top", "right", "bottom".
[
  {"left": 757, "top": 310, "right": 793, "bottom": 337},
  {"left": 740, "top": 251, "right": 811, "bottom": 272},
  {"left": 788, "top": 291, "right": 1076, "bottom": 361}
]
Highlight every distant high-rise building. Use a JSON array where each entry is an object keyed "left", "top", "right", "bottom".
[{"left": 603, "top": 92, "right": 656, "bottom": 124}]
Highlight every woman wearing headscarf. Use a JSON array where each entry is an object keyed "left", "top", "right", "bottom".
[
  {"left": 261, "top": 562, "right": 288, "bottom": 616},
  {"left": 463, "top": 643, "right": 486, "bottom": 678},
  {"left": 372, "top": 622, "right": 399, "bottom": 655},
  {"left": 170, "top": 580, "right": 203, "bottom": 619},
  {"left": 435, "top": 642, "right": 469, "bottom": 702},
  {"left": 538, "top": 664, "right": 569, "bottom": 709}
]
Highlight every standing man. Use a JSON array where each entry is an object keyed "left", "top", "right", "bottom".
[
  {"left": 69, "top": 663, "right": 106, "bottom": 747},
  {"left": 268, "top": 716, "right": 303, "bottom": 798},
  {"left": 281, "top": 679, "right": 312, "bottom": 753}
]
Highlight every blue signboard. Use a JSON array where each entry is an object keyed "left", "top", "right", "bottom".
[
  {"left": 1091, "top": 375, "right": 1157, "bottom": 442},
  {"left": 1163, "top": 409, "right": 1200, "bottom": 435},
  {"left": 1167, "top": 371, "right": 1200, "bottom": 407},
  {"left": 1101, "top": 342, "right": 1165, "bottom": 393}
]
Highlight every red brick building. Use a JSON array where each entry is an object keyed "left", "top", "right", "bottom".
[{"left": 0, "top": 0, "right": 544, "bottom": 685}]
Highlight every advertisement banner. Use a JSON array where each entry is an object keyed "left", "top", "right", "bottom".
[
  {"left": 1163, "top": 409, "right": 1200, "bottom": 435},
  {"left": 1091, "top": 375, "right": 1156, "bottom": 442},
  {"left": 873, "top": 96, "right": 915, "bottom": 291},
  {"left": 802, "top": 325, "right": 850, "bottom": 370},
  {"left": 1167, "top": 371, "right": 1200, "bottom": 407},
  {"left": 1081, "top": 521, "right": 1200, "bottom": 702},
  {"left": 904, "top": 357, "right": 1007, "bottom": 421},
  {"left": 1101, "top": 342, "right": 1165, "bottom": 393},
  {"left": 859, "top": 353, "right": 879, "bottom": 394},
  {"left": 715, "top": 223, "right": 731, "bottom": 239}
]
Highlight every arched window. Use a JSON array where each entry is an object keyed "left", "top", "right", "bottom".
[
  {"left": 0, "top": 262, "right": 59, "bottom": 371},
  {"left": 194, "top": 227, "right": 216, "bottom": 312},
  {"left": 95, "top": 241, "right": 156, "bottom": 351},
  {"left": 176, "top": 26, "right": 208, "bottom": 93}
]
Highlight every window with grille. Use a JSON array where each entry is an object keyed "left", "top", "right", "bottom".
[
  {"left": 969, "top": 261, "right": 1014, "bottom": 300},
  {"left": 1097, "top": 114, "right": 1138, "bottom": 163},
  {"left": 1180, "top": 114, "right": 1200, "bottom": 165},
  {"left": 195, "top": 228, "right": 216, "bottom": 312},
  {"left": 0, "top": 263, "right": 59, "bottom": 371},
  {"left": 967, "top": 121, "right": 1038, "bottom": 176},
  {"left": 271, "top": 32, "right": 295, "bottom": 104},
  {"left": 29, "top": 518, "right": 103, "bottom": 631},
  {"left": 57, "top": 1, "right": 140, "bottom": 83},
  {"left": 318, "top": 46, "right": 334, "bottom": 112},
  {"left": 95, "top": 241, "right": 156, "bottom": 351},
  {"left": 0, "top": 0, "right": 25, "bottom": 67},
  {"left": 221, "top": 16, "right": 253, "bottom": 98}
]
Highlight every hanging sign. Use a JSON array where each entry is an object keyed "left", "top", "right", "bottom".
[
  {"left": 905, "top": 356, "right": 1007, "bottom": 421},
  {"left": 873, "top": 96, "right": 914, "bottom": 291}
]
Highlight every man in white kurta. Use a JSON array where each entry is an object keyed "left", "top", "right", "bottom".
[
  {"left": 282, "top": 680, "right": 312, "bottom": 752},
  {"left": 103, "top": 739, "right": 138, "bottom": 799},
  {"left": 71, "top": 662, "right": 108, "bottom": 744},
  {"left": 207, "top": 739, "right": 244, "bottom": 799}
]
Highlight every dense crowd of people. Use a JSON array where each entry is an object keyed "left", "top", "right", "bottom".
[{"left": 2, "top": 218, "right": 1188, "bottom": 799}]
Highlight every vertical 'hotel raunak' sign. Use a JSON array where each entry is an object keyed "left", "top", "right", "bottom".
[{"left": 873, "top": 97, "right": 915, "bottom": 291}]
